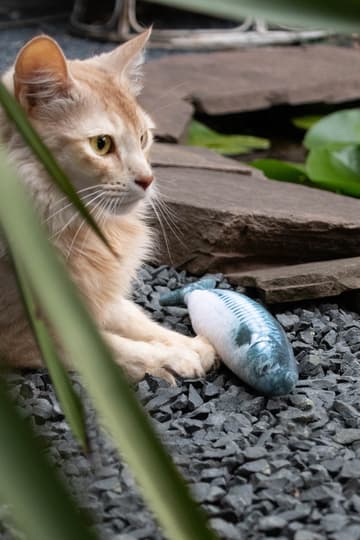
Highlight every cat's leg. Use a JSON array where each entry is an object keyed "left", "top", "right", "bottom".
[
  {"left": 103, "top": 331, "right": 210, "bottom": 384},
  {"left": 104, "top": 298, "right": 217, "bottom": 375}
]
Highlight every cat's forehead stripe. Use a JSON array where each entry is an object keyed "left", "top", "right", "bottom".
[{"left": 70, "top": 62, "right": 140, "bottom": 130}]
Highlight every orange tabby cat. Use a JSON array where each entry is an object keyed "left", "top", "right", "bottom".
[{"left": 0, "top": 30, "right": 216, "bottom": 383}]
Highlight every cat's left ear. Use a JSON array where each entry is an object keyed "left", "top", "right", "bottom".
[
  {"left": 98, "top": 28, "right": 151, "bottom": 95},
  {"left": 14, "top": 35, "right": 71, "bottom": 109}
]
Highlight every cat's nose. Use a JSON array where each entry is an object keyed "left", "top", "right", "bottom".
[{"left": 135, "top": 175, "right": 154, "bottom": 190}]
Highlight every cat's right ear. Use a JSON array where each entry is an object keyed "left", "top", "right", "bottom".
[{"left": 14, "top": 35, "right": 71, "bottom": 109}]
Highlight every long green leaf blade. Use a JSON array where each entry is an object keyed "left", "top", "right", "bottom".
[
  {"left": 0, "top": 150, "right": 218, "bottom": 540},
  {"left": 0, "top": 83, "right": 112, "bottom": 253},
  {"left": 13, "top": 259, "right": 88, "bottom": 452},
  {"left": 143, "top": 0, "right": 360, "bottom": 33},
  {"left": 0, "top": 380, "right": 99, "bottom": 540},
  {"left": 187, "top": 120, "right": 269, "bottom": 155},
  {"left": 292, "top": 115, "right": 323, "bottom": 131},
  {"left": 251, "top": 158, "right": 309, "bottom": 184}
]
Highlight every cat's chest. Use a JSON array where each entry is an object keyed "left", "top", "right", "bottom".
[{"left": 63, "top": 215, "right": 151, "bottom": 314}]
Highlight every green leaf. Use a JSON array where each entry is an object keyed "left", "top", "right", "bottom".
[
  {"left": 292, "top": 115, "right": 323, "bottom": 131},
  {"left": 12, "top": 259, "right": 88, "bottom": 452},
  {"left": 305, "top": 108, "right": 360, "bottom": 150},
  {"left": 0, "top": 83, "right": 112, "bottom": 254},
  {"left": 306, "top": 142, "right": 360, "bottom": 196},
  {"left": 0, "top": 380, "right": 99, "bottom": 540},
  {"left": 142, "top": 0, "right": 360, "bottom": 33},
  {"left": 0, "top": 149, "right": 218, "bottom": 540},
  {"left": 187, "top": 120, "right": 269, "bottom": 155},
  {"left": 251, "top": 158, "right": 309, "bottom": 184}
]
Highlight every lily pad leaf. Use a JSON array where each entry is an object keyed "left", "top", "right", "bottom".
[
  {"left": 187, "top": 120, "right": 270, "bottom": 155},
  {"left": 251, "top": 158, "right": 309, "bottom": 184},
  {"left": 305, "top": 108, "right": 360, "bottom": 150},
  {"left": 306, "top": 142, "right": 360, "bottom": 197}
]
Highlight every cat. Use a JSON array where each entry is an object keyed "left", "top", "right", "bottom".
[{"left": 0, "top": 29, "right": 216, "bottom": 383}]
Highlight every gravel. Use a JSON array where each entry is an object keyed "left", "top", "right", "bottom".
[{"left": 2, "top": 263, "right": 360, "bottom": 539}]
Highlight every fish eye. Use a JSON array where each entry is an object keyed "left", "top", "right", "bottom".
[
  {"left": 89, "top": 135, "right": 113, "bottom": 156},
  {"left": 261, "top": 363, "right": 271, "bottom": 375},
  {"left": 251, "top": 354, "right": 273, "bottom": 377}
]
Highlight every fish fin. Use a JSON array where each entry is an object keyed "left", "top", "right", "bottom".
[{"left": 159, "top": 278, "right": 217, "bottom": 306}]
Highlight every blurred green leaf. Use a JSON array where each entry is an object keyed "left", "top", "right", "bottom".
[
  {"left": 187, "top": 120, "right": 269, "bottom": 155},
  {"left": 13, "top": 259, "right": 88, "bottom": 452},
  {"left": 305, "top": 109, "right": 360, "bottom": 149},
  {"left": 292, "top": 115, "right": 323, "bottom": 131},
  {"left": 0, "top": 150, "right": 218, "bottom": 540},
  {"left": 251, "top": 158, "right": 309, "bottom": 184},
  {"left": 306, "top": 142, "right": 360, "bottom": 196},
  {"left": 0, "top": 83, "right": 112, "bottom": 253},
  {"left": 143, "top": 0, "right": 360, "bottom": 32},
  {"left": 0, "top": 379, "right": 98, "bottom": 540}
]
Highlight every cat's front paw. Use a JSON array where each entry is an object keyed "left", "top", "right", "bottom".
[
  {"left": 190, "top": 335, "right": 218, "bottom": 372},
  {"left": 164, "top": 340, "right": 217, "bottom": 380}
]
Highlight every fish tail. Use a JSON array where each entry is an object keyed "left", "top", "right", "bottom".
[{"left": 159, "top": 278, "right": 217, "bottom": 306}]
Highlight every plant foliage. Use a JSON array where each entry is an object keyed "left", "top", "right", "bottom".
[
  {"left": 187, "top": 119, "right": 269, "bottom": 155},
  {"left": 0, "top": 379, "right": 99, "bottom": 540},
  {"left": 252, "top": 108, "right": 360, "bottom": 197}
]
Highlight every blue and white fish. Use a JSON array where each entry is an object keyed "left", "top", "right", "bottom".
[{"left": 160, "top": 279, "right": 298, "bottom": 396}]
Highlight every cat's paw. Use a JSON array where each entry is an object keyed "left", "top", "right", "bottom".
[
  {"left": 163, "top": 341, "right": 216, "bottom": 380},
  {"left": 190, "top": 335, "right": 218, "bottom": 372}
]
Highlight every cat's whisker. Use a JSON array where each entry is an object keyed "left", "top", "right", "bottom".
[
  {"left": 152, "top": 197, "right": 186, "bottom": 250},
  {"left": 75, "top": 199, "right": 109, "bottom": 257},
  {"left": 151, "top": 189, "right": 190, "bottom": 228},
  {"left": 152, "top": 187, "right": 185, "bottom": 235},
  {"left": 153, "top": 193, "right": 181, "bottom": 227},
  {"left": 44, "top": 190, "right": 103, "bottom": 224},
  {"left": 77, "top": 184, "right": 104, "bottom": 194},
  {"left": 48, "top": 185, "right": 103, "bottom": 211},
  {"left": 50, "top": 211, "right": 79, "bottom": 240},
  {"left": 149, "top": 198, "right": 173, "bottom": 265},
  {"left": 51, "top": 192, "right": 104, "bottom": 240},
  {"left": 66, "top": 218, "right": 86, "bottom": 259}
]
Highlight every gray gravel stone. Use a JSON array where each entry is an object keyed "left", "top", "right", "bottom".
[
  {"left": 258, "top": 516, "right": 287, "bottom": 531},
  {"left": 335, "top": 429, "right": 360, "bottom": 444},
  {"left": 294, "top": 532, "right": 323, "bottom": 540}
]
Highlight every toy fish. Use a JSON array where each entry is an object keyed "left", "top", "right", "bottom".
[{"left": 160, "top": 279, "right": 298, "bottom": 396}]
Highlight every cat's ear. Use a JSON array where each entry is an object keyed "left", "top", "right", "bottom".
[
  {"left": 99, "top": 28, "right": 151, "bottom": 95},
  {"left": 14, "top": 35, "right": 71, "bottom": 109}
]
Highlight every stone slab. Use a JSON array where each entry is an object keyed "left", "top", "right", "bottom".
[
  {"left": 227, "top": 257, "right": 360, "bottom": 304},
  {"left": 141, "top": 45, "right": 360, "bottom": 139},
  {"left": 140, "top": 91, "right": 194, "bottom": 142},
  {"left": 150, "top": 142, "right": 252, "bottom": 173},
  {"left": 151, "top": 148, "right": 360, "bottom": 302}
]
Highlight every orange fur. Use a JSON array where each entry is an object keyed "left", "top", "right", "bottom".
[{"left": 0, "top": 33, "right": 216, "bottom": 382}]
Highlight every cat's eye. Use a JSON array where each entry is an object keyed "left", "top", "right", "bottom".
[
  {"left": 140, "top": 131, "right": 149, "bottom": 149},
  {"left": 89, "top": 135, "right": 113, "bottom": 156}
]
